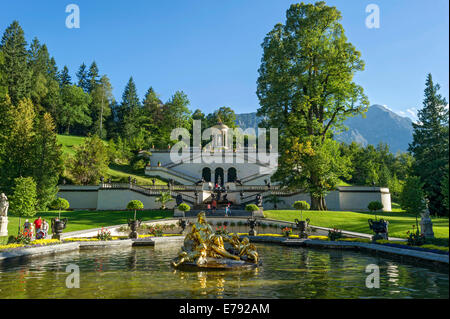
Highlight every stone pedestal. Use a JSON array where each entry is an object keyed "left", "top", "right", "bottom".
[
  {"left": 174, "top": 208, "right": 185, "bottom": 217},
  {"left": 252, "top": 207, "right": 265, "bottom": 218},
  {"left": 420, "top": 216, "right": 435, "bottom": 238},
  {"left": 0, "top": 216, "right": 8, "bottom": 237}
]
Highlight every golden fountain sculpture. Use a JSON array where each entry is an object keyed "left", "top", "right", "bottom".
[{"left": 172, "top": 212, "right": 260, "bottom": 269}]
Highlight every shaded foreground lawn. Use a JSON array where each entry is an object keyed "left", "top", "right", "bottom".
[
  {"left": 264, "top": 209, "right": 449, "bottom": 241},
  {"left": 6, "top": 209, "right": 173, "bottom": 236}
]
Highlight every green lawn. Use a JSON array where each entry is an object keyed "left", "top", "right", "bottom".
[
  {"left": 57, "top": 134, "right": 165, "bottom": 185},
  {"left": 57, "top": 134, "right": 87, "bottom": 156},
  {"left": 264, "top": 209, "right": 449, "bottom": 241},
  {"left": 6, "top": 209, "right": 173, "bottom": 236}
]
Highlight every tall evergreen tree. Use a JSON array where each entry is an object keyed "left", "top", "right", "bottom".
[
  {"left": 118, "top": 77, "right": 141, "bottom": 140},
  {"left": 32, "top": 113, "right": 63, "bottom": 209},
  {"left": 142, "top": 87, "right": 164, "bottom": 126},
  {"left": 0, "top": 21, "right": 31, "bottom": 105},
  {"left": 0, "top": 51, "right": 7, "bottom": 100},
  {"left": 87, "top": 61, "right": 99, "bottom": 93},
  {"left": 76, "top": 63, "right": 89, "bottom": 92},
  {"left": 59, "top": 65, "right": 72, "bottom": 87},
  {"left": 163, "top": 90, "right": 191, "bottom": 129},
  {"left": 28, "top": 38, "right": 50, "bottom": 111},
  {"left": 408, "top": 74, "right": 449, "bottom": 216},
  {"left": 47, "top": 57, "right": 59, "bottom": 82}
]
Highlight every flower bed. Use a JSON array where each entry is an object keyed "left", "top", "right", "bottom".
[
  {"left": 63, "top": 237, "right": 122, "bottom": 242},
  {"left": 0, "top": 239, "right": 61, "bottom": 252}
]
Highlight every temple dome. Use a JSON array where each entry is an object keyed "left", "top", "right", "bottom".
[{"left": 212, "top": 121, "right": 229, "bottom": 130}]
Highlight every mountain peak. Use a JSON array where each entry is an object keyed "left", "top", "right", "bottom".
[{"left": 235, "top": 105, "right": 414, "bottom": 153}]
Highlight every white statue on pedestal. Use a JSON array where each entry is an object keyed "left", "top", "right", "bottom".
[
  {"left": 0, "top": 193, "right": 9, "bottom": 237},
  {"left": 420, "top": 201, "right": 434, "bottom": 239},
  {"left": 0, "top": 193, "right": 9, "bottom": 217}
]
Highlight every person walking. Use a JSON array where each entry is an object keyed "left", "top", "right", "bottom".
[
  {"left": 212, "top": 199, "right": 217, "bottom": 214},
  {"left": 225, "top": 202, "right": 231, "bottom": 217}
]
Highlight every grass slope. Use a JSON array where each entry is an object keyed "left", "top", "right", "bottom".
[
  {"left": 264, "top": 209, "right": 449, "bottom": 240},
  {"left": 57, "top": 134, "right": 164, "bottom": 185}
]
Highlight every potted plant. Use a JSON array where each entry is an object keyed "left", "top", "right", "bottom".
[
  {"left": 127, "top": 200, "right": 144, "bottom": 239},
  {"left": 50, "top": 197, "right": 70, "bottom": 240},
  {"left": 156, "top": 191, "right": 174, "bottom": 210},
  {"left": 367, "top": 201, "right": 388, "bottom": 240},
  {"left": 176, "top": 202, "right": 191, "bottom": 217},
  {"left": 245, "top": 204, "right": 260, "bottom": 217}
]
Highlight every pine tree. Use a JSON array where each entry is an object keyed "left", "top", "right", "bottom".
[
  {"left": 0, "top": 21, "right": 31, "bottom": 105},
  {"left": 87, "top": 61, "right": 100, "bottom": 93},
  {"left": 0, "top": 51, "right": 7, "bottom": 100},
  {"left": 118, "top": 77, "right": 141, "bottom": 139},
  {"left": 59, "top": 65, "right": 72, "bottom": 87},
  {"left": 142, "top": 87, "right": 164, "bottom": 125},
  {"left": 32, "top": 113, "right": 64, "bottom": 209},
  {"left": 408, "top": 74, "right": 449, "bottom": 216},
  {"left": 76, "top": 63, "right": 89, "bottom": 92},
  {"left": 47, "top": 57, "right": 59, "bottom": 82}
]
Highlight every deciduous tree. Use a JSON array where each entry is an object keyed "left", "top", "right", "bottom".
[{"left": 256, "top": 2, "right": 368, "bottom": 210}]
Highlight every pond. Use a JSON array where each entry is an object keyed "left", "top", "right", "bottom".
[{"left": 0, "top": 244, "right": 448, "bottom": 298}]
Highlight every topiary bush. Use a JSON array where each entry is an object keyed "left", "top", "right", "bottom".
[
  {"left": 368, "top": 201, "right": 383, "bottom": 212},
  {"left": 127, "top": 200, "right": 144, "bottom": 220},
  {"left": 368, "top": 201, "right": 383, "bottom": 220},
  {"left": 177, "top": 203, "right": 191, "bottom": 212},
  {"left": 245, "top": 204, "right": 259, "bottom": 214},
  {"left": 293, "top": 201, "right": 310, "bottom": 220},
  {"left": 50, "top": 198, "right": 70, "bottom": 211}
]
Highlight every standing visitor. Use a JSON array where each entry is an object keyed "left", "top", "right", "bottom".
[
  {"left": 34, "top": 216, "right": 42, "bottom": 232},
  {"left": 212, "top": 199, "right": 217, "bottom": 214},
  {"left": 42, "top": 219, "right": 49, "bottom": 239},
  {"left": 225, "top": 202, "right": 231, "bottom": 217}
]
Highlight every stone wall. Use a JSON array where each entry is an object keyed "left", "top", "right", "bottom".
[{"left": 56, "top": 185, "right": 391, "bottom": 212}]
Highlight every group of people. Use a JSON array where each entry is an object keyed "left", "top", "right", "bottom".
[
  {"left": 207, "top": 201, "right": 232, "bottom": 216},
  {"left": 22, "top": 216, "right": 49, "bottom": 239}
]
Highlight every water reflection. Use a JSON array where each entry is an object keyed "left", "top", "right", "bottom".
[{"left": 0, "top": 244, "right": 448, "bottom": 299}]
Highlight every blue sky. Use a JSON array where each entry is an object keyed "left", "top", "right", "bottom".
[{"left": 1, "top": 0, "right": 448, "bottom": 120}]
